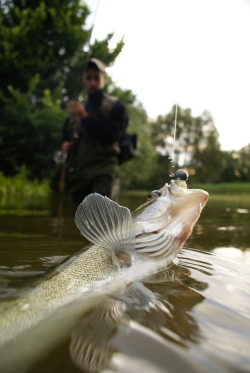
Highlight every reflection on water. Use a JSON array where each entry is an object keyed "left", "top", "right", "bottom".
[
  {"left": 69, "top": 298, "right": 124, "bottom": 372},
  {"left": 0, "top": 193, "right": 250, "bottom": 372},
  {"left": 67, "top": 279, "right": 206, "bottom": 373}
]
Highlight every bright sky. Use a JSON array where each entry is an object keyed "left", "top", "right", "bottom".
[{"left": 86, "top": 0, "right": 250, "bottom": 151}]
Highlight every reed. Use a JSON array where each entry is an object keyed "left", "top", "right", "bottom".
[{"left": 0, "top": 166, "right": 50, "bottom": 200}]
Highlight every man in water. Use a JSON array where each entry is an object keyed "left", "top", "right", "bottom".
[{"left": 61, "top": 58, "right": 129, "bottom": 203}]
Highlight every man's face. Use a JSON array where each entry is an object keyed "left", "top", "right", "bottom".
[{"left": 82, "top": 68, "right": 106, "bottom": 94}]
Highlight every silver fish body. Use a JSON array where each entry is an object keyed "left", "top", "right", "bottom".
[{"left": 0, "top": 180, "right": 208, "bottom": 372}]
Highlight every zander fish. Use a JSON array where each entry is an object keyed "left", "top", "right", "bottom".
[{"left": 0, "top": 173, "right": 208, "bottom": 372}]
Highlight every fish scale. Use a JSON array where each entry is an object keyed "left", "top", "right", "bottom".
[{"left": 0, "top": 245, "right": 120, "bottom": 346}]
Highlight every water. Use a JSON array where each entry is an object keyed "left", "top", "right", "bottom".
[{"left": 0, "top": 192, "right": 250, "bottom": 372}]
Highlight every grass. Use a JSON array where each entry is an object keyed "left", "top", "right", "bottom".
[
  {"left": 122, "top": 182, "right": 250, "bottom": 196},
  {"left": 0, "top": 166, "right": 50, "bottom": 200},
  {"left": 188, "top": 182, "right": 250, "bottom": 195},
  {"left": 0, "top": 167, "right": 249, "bottom": 202}
]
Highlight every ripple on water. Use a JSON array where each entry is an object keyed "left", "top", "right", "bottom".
[
  {"left": 176, "top": 247, "right": 250, "bottom": 372},
  {"left": 0, "top": 247, "right": 250, "bottom": 373}
]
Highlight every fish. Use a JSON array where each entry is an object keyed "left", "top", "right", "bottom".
[{"left": 0, "top": 176, "right": 208, "bottom": 372}]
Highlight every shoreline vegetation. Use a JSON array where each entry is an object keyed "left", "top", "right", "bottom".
[
  {"left": 0, "top": 169, "right": 249, "bottom": 202},
  {"left": 122, "top": 182, "right": 250, "bottom": 196},
  {"left": 1, "top": 1, "right": 250, "bottom": 196},
  {"left": 0, "top": 167, "right": 50, "bottom": 200}
]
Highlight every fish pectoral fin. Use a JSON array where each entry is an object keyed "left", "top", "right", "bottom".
[
  {"left": 75, "top": 193, "right": 136, "bottom": 255},
  {"left": 135, "top": 230, "right": 180, "bottom": 258}
]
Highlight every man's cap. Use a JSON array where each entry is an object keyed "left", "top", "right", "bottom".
[{"left": 83, "top": 58, "right": 106, "bottom": 74}]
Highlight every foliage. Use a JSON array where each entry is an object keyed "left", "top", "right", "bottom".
[
  {"left": 1, "top": 2, "right": 249, "bottom": 188},
  {"left": 151, "top": 106, "right": 225, "bottom": 184},
  {"left": 238, "top": 143, "right": 250, "bottom": 181},
  {"left": 190, "top": 112, "right": 223, "bottom": 183},
  {"left": 0, "top": 166, "right": 50, "bottom": 199},
  {"left": 0, "top": 0, "right": 124, "bottom": 178},
  {"left": 107, "top": 86, "right": 157, "bottom": 189},
  {"left": 219, "top": 144, "right": 250, "bottom": 183},
  {"left": 143, "top": 154, "right": 176, "bottom": 190},
  {"left": 0, "top": 0, "right": 89, "bottom": 95},
  {"left": 0, "top": 77, "right": 67, "bottom": 178}
]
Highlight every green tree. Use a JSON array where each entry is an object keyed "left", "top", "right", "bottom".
[
  {"left": 0, "top": 0, "right": 124, "bottom": 178},
  {"left": 0, "top": 76, "right": 66, "bottom": 178},
  {"left": 106, "top": 85, "right": 157, "bottom": 190},
  {"left": 238, "top": 143, "right": 250, "bottom": 181},
  {"left": 219, "top": 144, "right": 250, "bottom": 182},
  {"left": 190, "top": 111, "right": 223, "bottom": 183},
  {"left": 151, "top": 106, "right": 224, "bottom": 183},
  {"left": 0, "top": 0, "right": 89, "bottom": 95}
]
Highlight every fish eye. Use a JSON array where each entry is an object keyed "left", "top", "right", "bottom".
[{"left": 147, "top": 190, "right": 162, "bottom": 200}]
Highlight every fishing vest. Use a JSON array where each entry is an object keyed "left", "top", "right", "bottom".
[
  {"left": 99, "top": 94, "right": 137, "bottom": 163},
  {"left": 97, "top": 94, "right": 121, "bottom": 155}
]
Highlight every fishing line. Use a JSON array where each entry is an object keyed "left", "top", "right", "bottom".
[
  {"left": 169, "top": 103, "right": 178, "bottom": 178},
  {"left": 83, "top": 0, "right": 101, "bottom": 70},
  {"left": 77, "top": 0, "right": 101, "bottom": 99}
]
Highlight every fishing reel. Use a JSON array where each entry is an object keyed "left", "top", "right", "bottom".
[{"left": 53, "top": 150, "right": 67, "bottom": 165}]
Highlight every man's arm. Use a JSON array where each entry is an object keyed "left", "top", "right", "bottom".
[{"left": 62, "top": 101, "right": 88, "bottom": 153}]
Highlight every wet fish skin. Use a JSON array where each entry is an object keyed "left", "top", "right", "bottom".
[
  {"left": 0, "top": 181, "right": 208, "bottom": 343},
  {"left": 0, "top": 244, "right": 119, "bottom": 345},
  {"left": 0, "top": 180, "right": 208, "bottom": 372}
]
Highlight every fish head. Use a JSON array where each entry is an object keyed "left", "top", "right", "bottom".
[
  {"left": 75, "top": 178, "right": 208, "bottom": 268},
  {"left": 133, "top": 180, "right": 208, "bottom": 259}
]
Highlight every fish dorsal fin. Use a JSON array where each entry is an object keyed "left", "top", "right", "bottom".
[{"left": 75, "top": 194, "right": 135, "bottom": 253}]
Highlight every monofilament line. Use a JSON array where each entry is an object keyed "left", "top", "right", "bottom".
[{"left": 172, "top": 104, "right": 177, "bottom": 165}]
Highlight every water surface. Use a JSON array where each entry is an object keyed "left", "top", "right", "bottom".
[{"left": 0, "top": 192, "right": 249, "bottom": 372}]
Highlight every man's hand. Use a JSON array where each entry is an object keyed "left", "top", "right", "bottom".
[
  {"left": 61, "top": 141, "right": 74, "bottom": 154},
  {"left": 66, "top": 100, "right": 88, "bottom": 119}
]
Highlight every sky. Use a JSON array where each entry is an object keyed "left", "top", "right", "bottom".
[{"left": 86, "top": 0, "right": 250, "bottom": 151}]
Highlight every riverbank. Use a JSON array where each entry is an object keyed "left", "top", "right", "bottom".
[
  {"left": 0, "top": 169, "right": 249, "bottom": 201},
  {"left": 0, "top": 168, "right": 50, "bottom": 200},
  {"left": 122, "top": 182, "right": 250, "bottom": 196}
]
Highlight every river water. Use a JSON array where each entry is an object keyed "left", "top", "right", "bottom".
[{"left": 0, "top": 191, "right": 250, "bottom": 373}]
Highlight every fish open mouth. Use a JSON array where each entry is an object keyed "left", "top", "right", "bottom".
[{"left": 133, "top": 181, "right": 209, "bottom": 259}]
